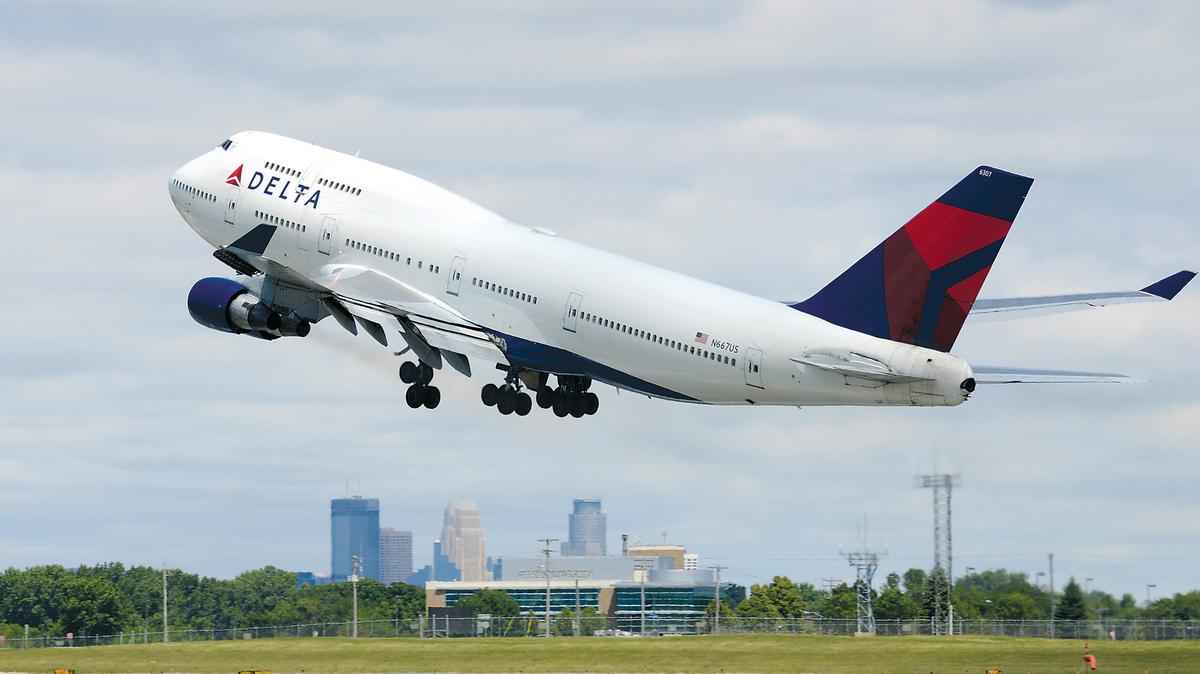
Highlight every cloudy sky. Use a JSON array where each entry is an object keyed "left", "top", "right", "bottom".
[{"left": 2, "top": 1, "right": 1197, "bottom": 601}]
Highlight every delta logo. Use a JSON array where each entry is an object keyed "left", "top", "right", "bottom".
[{"left": 227, "top": 164, "right": 321, "bottom": 209}]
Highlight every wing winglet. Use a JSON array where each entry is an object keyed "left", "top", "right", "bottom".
[{"left": 1141, "top": 270, "right": 1196, "bottom": 300}]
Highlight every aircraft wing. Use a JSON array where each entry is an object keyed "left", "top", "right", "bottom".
[
  {"left": 968, "top": 270, "right": 1195, "bottom": 321},
  {"left": 971, "top": 365, "right": 1139, "bottom": 384},
  {"left": 311, "top": 264, "right": 506, "bottom": 368}
]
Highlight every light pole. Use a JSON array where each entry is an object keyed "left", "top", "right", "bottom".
[
  {"left": 351, "top": 555, "right": 360, "bottom": 638},
  {"left": 1146, "top": 584, "right": 1157, "bottom": 607},
  {"left": 1085, "top": 577, "right": 1093, "bottom": 596},
  {"left": 633, "top": 557, "right": 655, "bottom": 636},
  {"left": 1036, "top": 571, "right": 1046, "bottom": 590},
  {"left": 708, "top": 565, "right": 728, "bottom": 633},
  {"left": 538, "top": 538, "right": 559, "bottom": 637}
]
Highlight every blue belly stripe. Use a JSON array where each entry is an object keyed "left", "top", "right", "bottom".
[{"left": 488, "top": 330, "right": 699, "bottom": 402}]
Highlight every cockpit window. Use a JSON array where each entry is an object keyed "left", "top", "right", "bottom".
[{"left": 219, "top": 139, "right": 233, "bottom": 151}]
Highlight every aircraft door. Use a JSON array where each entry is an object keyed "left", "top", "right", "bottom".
[
  {"left": 224, "top": 186, "right": 239, "bottom": 226},
  {"left": 318, "top": 216, "right": 336, "bottom": 255},
  {"left": 744, "top": 347, "right": 764, "bottom": 389},
  {"left": 447, "top": 256, "right": 466, "bottom": 296},
  {"left": 563, "top": 292, "right": 583, "bottom": 332}
]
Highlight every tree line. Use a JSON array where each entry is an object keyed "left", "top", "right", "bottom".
[
  {"left": 2, "top": 563, "right": 1198, "bottom": 639},
  {"left": 0, "top": 564, "right": 422, "bottom": 639},
  {"left": 712, "top": 569, "right": 1200, "bottom": 623}
]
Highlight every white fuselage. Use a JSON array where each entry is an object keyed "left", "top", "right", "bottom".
[{"left": 170, "top": 131, "right": 972, "bottom": 406}]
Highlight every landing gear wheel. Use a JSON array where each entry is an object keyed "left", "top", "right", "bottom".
[
  {"left": 481, "top": 383, "right": 499, "bottom": 407},
  {"left": 399, "top": 361, "right": 418, "bottom": 384},
  {"left": 416, "top": 363, "right": 434, "bottom": 385},
  {"left": 423, "top": 386, "right": 441, "bottom": 409},
  {"left": 497, "top": 385, "right": 517, "bottom": 415},
  {"left": 570, "top": 394, "right": 587, "bottom": 418},
  {"left": 515, "top": 392, "right": 532, "bottom": 416},
  {"left": 405, "top": 385, "right": 425, "bottom": 409},
  {"left": 536, "top": 386, "right": 555, "bottom": 409},
  {"left": 552, "top": 396, "right": 569, "bottom": 418},
  {"left": 584, "top": 392, "right": 599, "bottom": 415}
]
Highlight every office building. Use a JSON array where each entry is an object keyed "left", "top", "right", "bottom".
[
  {"left": 380, "top": 527, "right": 414, "bottom": 585},
  {"left": 428, "top": 556, "right": 721, "bottom": 634},
  {"left": 561, "top": 498, "right": 607, "bottom": 556},
  {"left": 331, "top": 496, "right": 380, "bottom": 581},
  {"left": 407, "top": 539, "right": 461, "bottom": 585},
  {"left": 441, "top": 500, "right": 489, "bottom": 581}
]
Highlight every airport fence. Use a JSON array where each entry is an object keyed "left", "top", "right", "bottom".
[{"left": 2, "top": 616, "right": 1198, "bottom": 649}]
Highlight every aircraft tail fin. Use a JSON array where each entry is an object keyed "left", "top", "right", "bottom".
[{"left": 792, "top": 166, "right": 1034, "bottom": 352}]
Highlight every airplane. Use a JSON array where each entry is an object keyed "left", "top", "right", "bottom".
[{"left": 171, "top": 132, "right": 1194, "bottom": 417}]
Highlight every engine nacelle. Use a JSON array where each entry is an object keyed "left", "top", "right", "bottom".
[{"left": 187, "top": 277, "right": 309, "bottom": 339}]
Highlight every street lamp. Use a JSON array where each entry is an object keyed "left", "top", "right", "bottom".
[
  {"left": 1085, "top": 577, "right": 1094, "bottom": 596},
  {"left": 1036, "top": 572, "right": 1046, "bottom": 590},
  {"left": 1146, "top": 584, "right": 1157, "bottom": 607}
]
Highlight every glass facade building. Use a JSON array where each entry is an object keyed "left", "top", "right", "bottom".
[
  {"left": 331, "top": 497, "right": 380, "bottom": 581},
  {"left": 561, "top": 498, "right": 606, "bottom": 556}
]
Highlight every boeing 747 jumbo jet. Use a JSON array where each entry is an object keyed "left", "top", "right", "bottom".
[{"left": 172, "top": 132, "right": 1194, "bottom": 417}]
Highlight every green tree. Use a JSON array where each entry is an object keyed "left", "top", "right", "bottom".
[
  {"left": 874, "top": 585, "right": 918, "bottom": 619},
  {"left": 902, "top": 568, "right": 927, "bottom": 612},
  {"left": 760, "top": 576, "right": 807, "bottom": 618},
  {"left": 578, "top": 606, "right": 607, "bottom": 635},
  {"left": 819, "top": 584, "right": 858, "bottom": 620},
  {"left": 455, "top": 588, "right": 520, "bottom": 616},
  {"left": 1055, "top": 577, "right": 1086, "bottom": 621},
  {"left": 553, "top": 608, "right": 576, "bottom": 636},
  {"left": 734, "top": 592, "right": 781, "bottom": 619}
]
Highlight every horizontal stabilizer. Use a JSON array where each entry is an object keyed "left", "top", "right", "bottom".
[
  {"left": 791, "top": 350, "right": 932, "bottom": 384},
  {"left": 972, "top": 365, "right": 1139, "bottom": 384},
  {"left": 970, "top": 270, "right": 1195, "bottom": 321}
]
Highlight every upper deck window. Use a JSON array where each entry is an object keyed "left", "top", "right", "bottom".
[{"left": 219, "top": 139, "right": 233, "bottom": 151}]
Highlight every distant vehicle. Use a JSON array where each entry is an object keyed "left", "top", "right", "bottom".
[{"left": 171, "top": 132, "right": 1194, "bottom": 417}]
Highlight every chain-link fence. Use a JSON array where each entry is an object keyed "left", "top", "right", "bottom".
[{"left": 2, "top": 616, "right": 1197, "bottom": 650}]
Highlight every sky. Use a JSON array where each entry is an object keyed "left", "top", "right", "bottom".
[{"left": 1, "top": 1, "right": 1197, "bottom": 602}]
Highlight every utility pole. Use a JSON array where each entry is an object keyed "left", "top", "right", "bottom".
[
  {"left": 1048, "top": 552, "right": 1055, "bottom": 638},
  {"left": 632, "top": 557, "right": 655, "bottom": 636},
  {"left": 351, "top": 555, "right": 360, "bottom": 638},
  {"left": 915, "top": 473, "right": 961, "bottom": 635},
  {"left": 708, "top": 565, "right": 728, "bottom": 632},
  {"left": 574, "top": 578, "right": 581, "bottom": 637},
  {"left": 162, "top": 563, "right": 169, "bottom": 643},
  {"left": 538, "top": 538, "right": 559, "bottom": 638}
]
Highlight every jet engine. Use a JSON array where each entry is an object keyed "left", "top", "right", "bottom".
[{"left": 187, "top": 277, "right": 310, "bottom": 339}]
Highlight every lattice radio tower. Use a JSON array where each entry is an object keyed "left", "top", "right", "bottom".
[
  {"left": 840, "top": 517, "right": 884, "bottom": 636},
  {"left": 915, "top": 472, "right": 961, "bottom": 635}
]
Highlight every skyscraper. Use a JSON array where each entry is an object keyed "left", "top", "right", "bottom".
[
  {"left": 441, "top": 500, "right": 489, "bottom": 581},
  {"left": 561, "top": 498, "right": 606, "bottom": 556},
  {"left": 331, "top": 496, "right": 380, "bottom": 581},
  {"left": 379, "top": 527, "right": 414, "bottom": 585}
]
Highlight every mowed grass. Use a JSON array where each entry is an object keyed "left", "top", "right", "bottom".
[{"left": 1, "top": 633, "right": 1197, "bottom": 673}]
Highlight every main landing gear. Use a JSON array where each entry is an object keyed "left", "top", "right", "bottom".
[
  {"left": 540, "top": 375, "right": 599, "bottom": 418},
  {"left": 481, "top": 369, "right": 533, "bottom": 416},
  {"left": 399, "top": 361, "right": 440, "bottom": 409},
  {"left": 481, "top": 372, "right": 598, "bottom": 418}
]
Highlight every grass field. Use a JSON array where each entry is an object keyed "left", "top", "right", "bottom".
[{"left": 2, "top": 634, "right": 1197, "bottom": 673}]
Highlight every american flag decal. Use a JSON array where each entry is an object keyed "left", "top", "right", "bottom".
[{"left": 694, "top": 332, "right": 709, "bottom": 345}]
